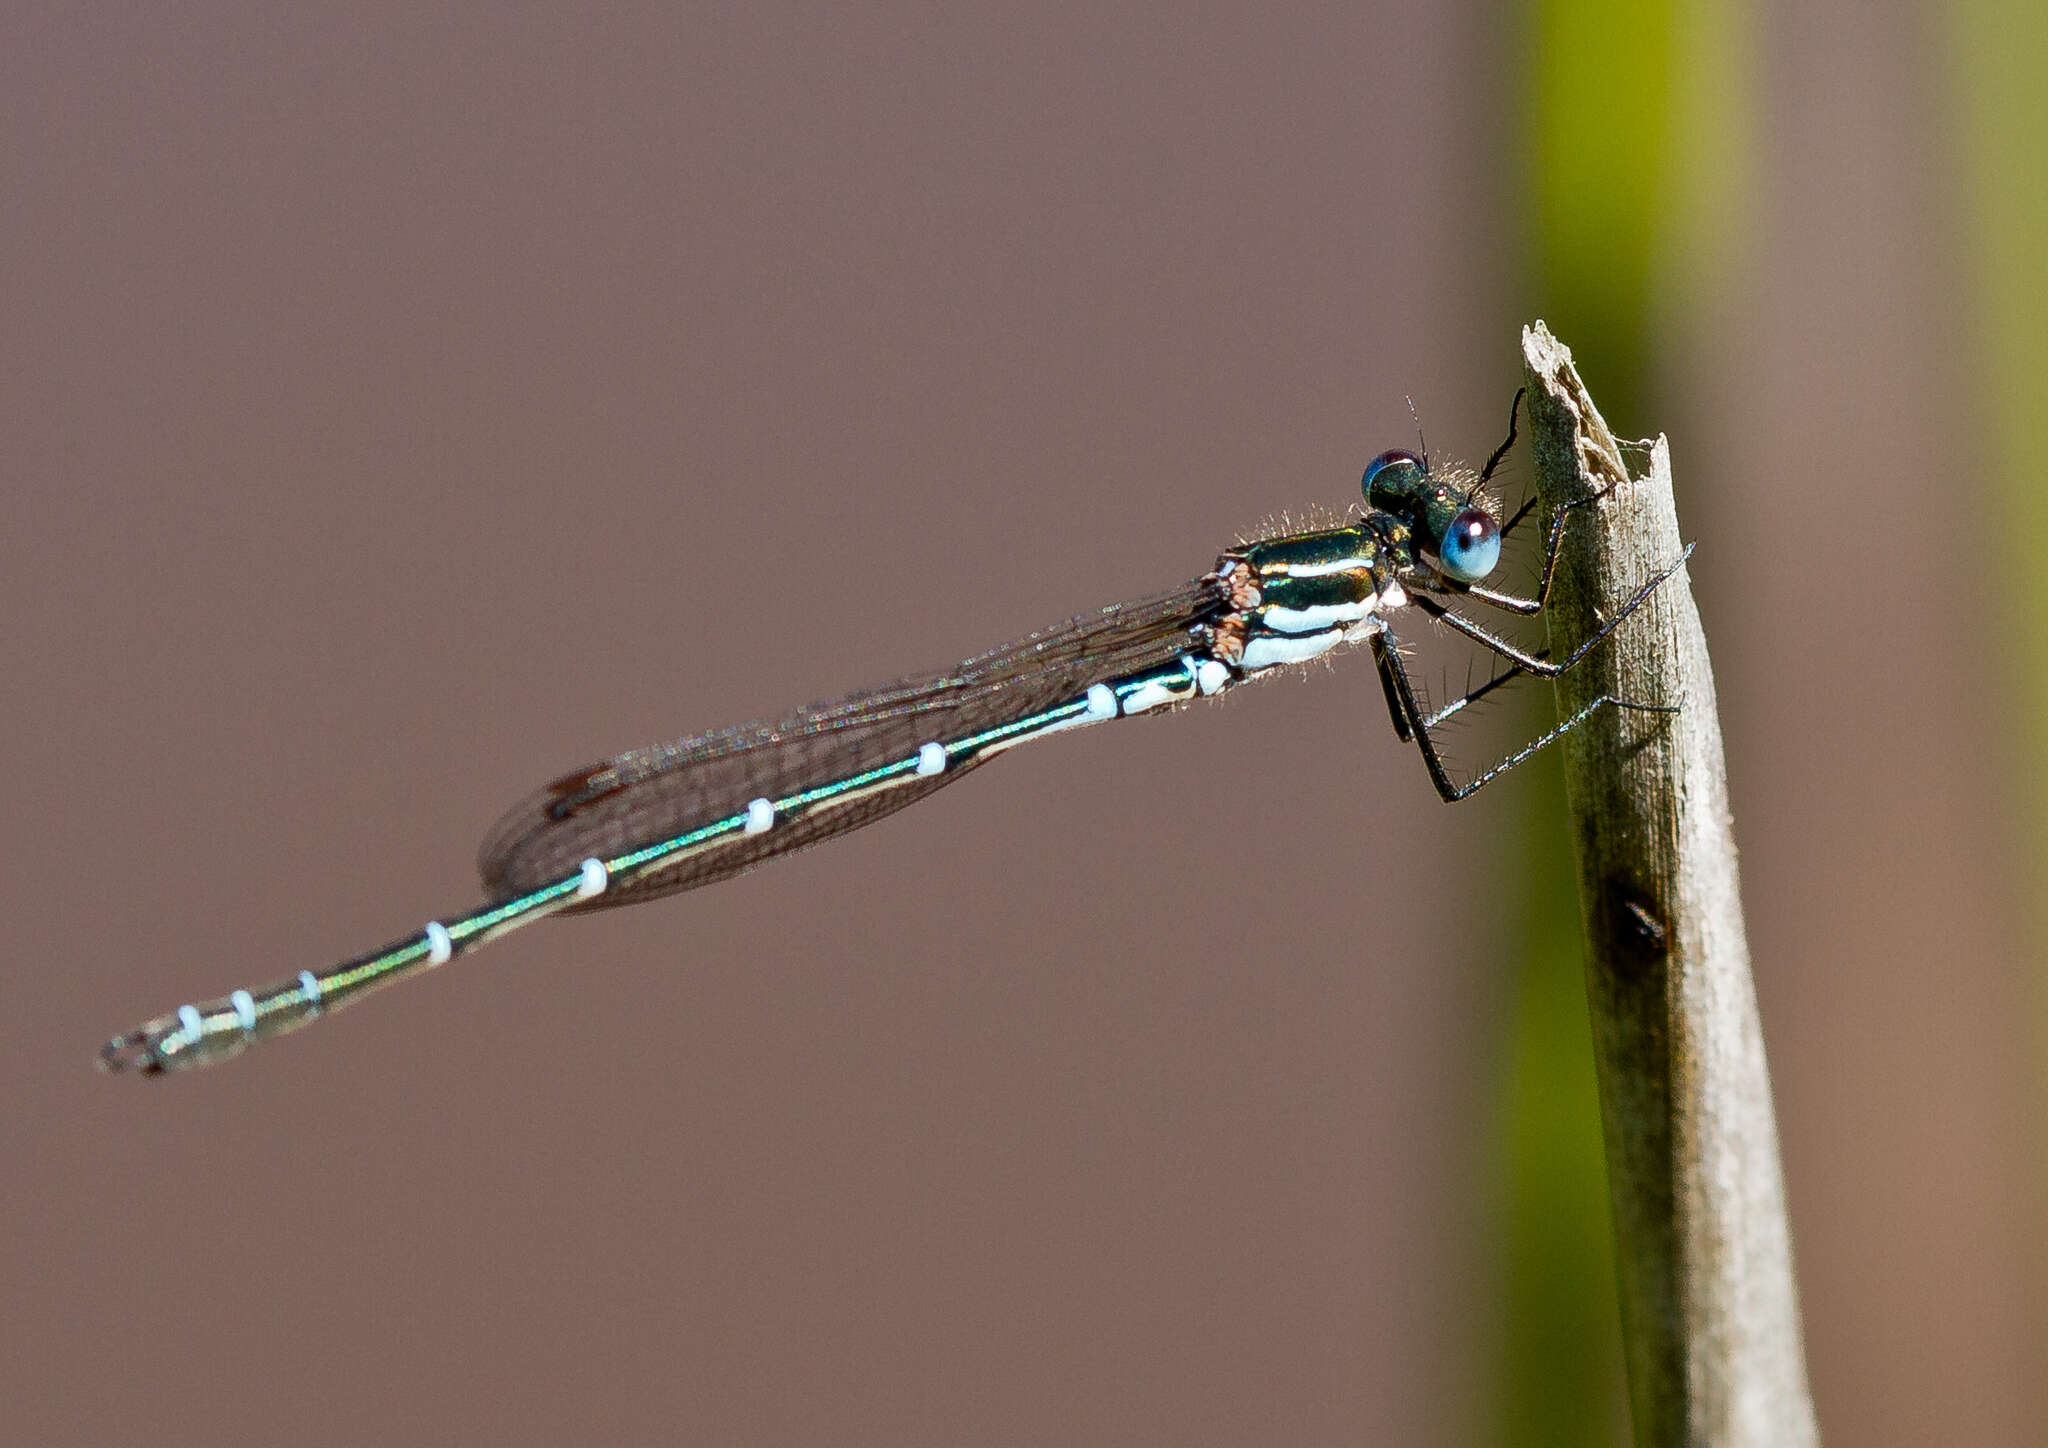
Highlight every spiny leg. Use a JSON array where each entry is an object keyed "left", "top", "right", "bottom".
[
  {"left": 1460, "top": 431, "right": 1662, "bottom": 619},
  {"left": 1372, "top": 623, "right": 1522, "bottom": 736},
  {"left": 1455, "top": 503, "right": 1572, "bottom": 616},
  {"left": 1373, "top": 627, "right": 1537, "bottom": 753},
  {"left": 1473, "top": 387, "right": 1542, "bottom": 569},
  {"left": 1372, "top": 633, "right": 1540, "bottom": 773},
  {"left": 1371, "top": 630, "right": 1458, "bottom": 799},
  {"left": 1373, "top": 630, "right": 1415, "bottom": 743},
  {"left": 1477, "top": 386, "right": 1526, "bottom": 485},
  {"left": 1443, "top": 692, "right": 1677, "bottom": 801},
  {"left": 1455, "top": 490, "right": 1625, "bottom": 620},
  {"left": 1414, "top": 644, "right": 1668, "bottom": 735},
  {"left": 1416, "top": 542, "right": 1695, "bottom": 677},
  {"left": 1374, "top": 623, "right": 1675, "bottom": 803},
  {"left": 1418, "top": 652, "right": 1540, "bottom": 732}
]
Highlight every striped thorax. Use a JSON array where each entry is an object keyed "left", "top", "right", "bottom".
[{"left": 1205, "top": 518, "right": 1407, "bottom": 678}]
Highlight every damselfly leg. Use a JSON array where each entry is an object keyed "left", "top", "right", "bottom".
[
  {"left": 1414, "top": 545, "right": 1694, "bottom": 679},
  {"left": 1366, "top": 386, "right": 1692, "bottom": 801},
  {"left": 1373, "top": 544, "right": 1692, "bottom": 802},
  {"left": 1448, "top": 387, "right": 1638, "bottom": 620},
  {"left": 1374, "top": 618, "right": 1674, "bottom": 802}
]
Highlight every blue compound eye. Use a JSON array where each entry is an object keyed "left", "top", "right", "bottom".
[
  {"left": 1361, "top": 449, "right": 1426, "bottom": 505},
  {"left": 1439, "top": 507, "right": 1501, "bottom": 582}
]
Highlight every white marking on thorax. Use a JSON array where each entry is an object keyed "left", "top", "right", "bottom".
[
  {"left": 575, "top": 857, "right": 609, "bottom": 899},
  {"left": 1260, "top": 597, "right": 1378, "bottom": 635},
  {"left": 230, "top": 989, "right": 256, "bottom": 1031},
  {"left": 915, "top": 741, "right": 948, "bottom": 776},
  {"left": 743, "top": 797, "right": 776, "bottom": 835},
  {"left": 1192, "top": 657, "right": 1231, "bottom": 695},
  {"left": 425, "top": 921, "right": 454, "bottom": 965},
  {"left": 1277, "top": 554, "right": 1376, "bottom": 579},
  {"left": 1241, "top": 630, "right": 1347, "bottom": 671},
  {"left": 1379, "top": 578, "right": 1408, "bottom": 609}
]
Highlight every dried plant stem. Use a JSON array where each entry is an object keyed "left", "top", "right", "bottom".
[{"left": 1521, "top": 322, "right": 1817, "bottom": 1446}]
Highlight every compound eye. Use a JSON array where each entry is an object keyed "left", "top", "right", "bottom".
[
  {"left": 1361, "top": 448, "right": 1426, "bottom": 504},
  {"left": 1439, "top": 507, "right": 1501, "bottom": 582}
]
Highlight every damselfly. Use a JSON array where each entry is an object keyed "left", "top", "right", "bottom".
[{"left": 100, "top": 392, "right": 1688, "bottom": 1074}]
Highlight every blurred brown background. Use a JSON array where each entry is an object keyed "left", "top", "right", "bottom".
[{"left": 4, "top": 3, "right": 2039, "bottom": 1443}]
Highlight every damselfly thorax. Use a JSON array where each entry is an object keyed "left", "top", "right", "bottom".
[{"left": 102, "top": 390, "right": 1689, "bottom": 1074}]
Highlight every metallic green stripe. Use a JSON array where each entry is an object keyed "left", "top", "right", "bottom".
[
  {"left": 320, "top": 937, "right": 436, "bottom": 998},
  {"left": 449, "top": 877, "right": 584, "bottom": 944},
  {"left": 607, "top": 811, "right": 750, "bottom": 877},
  {"left": 949, "top": 695, "right": 1094, "bottom": 757},
  {"left": 780, "top": 754, "right": 921, "bottom": 811},
  {"left": 600, "top": 693, "right": 1102, "bottom": 895}
]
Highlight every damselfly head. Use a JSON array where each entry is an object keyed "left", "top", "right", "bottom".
[{"left": 1362, "top": 449, "right": 1503, "bottom": 583}]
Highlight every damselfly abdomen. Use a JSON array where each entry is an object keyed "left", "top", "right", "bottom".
[{"left": 101, "top": 393, "right": 1688, "bottom": 1074}]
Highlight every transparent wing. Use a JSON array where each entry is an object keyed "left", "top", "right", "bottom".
[{"left": 478, "top": 575, "right": 1226, "bottom": 908}]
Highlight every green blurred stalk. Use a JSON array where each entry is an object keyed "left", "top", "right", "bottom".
[
  {"left": 1951, "top": 10, "right": 2048, "bottom": 812},
  {"left": 1490, "top": 0, "right": 1750, "bottom": 1441},
  {"left": 1491, "top": 766, "right": 1628, "bottom": 1448},
  {"left": 1948, "top": 0, "right": 2048, "bottom": 1397}
]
